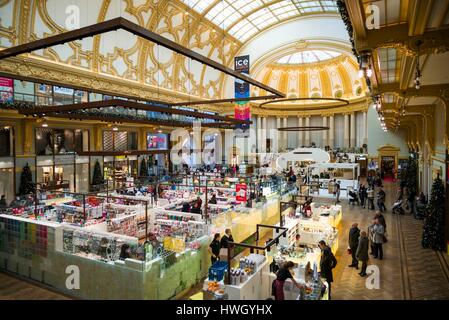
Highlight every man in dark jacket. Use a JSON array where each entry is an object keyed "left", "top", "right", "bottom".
[
  {"left": 319, "top": 240, "right": 337, "bottom": 299},
  {"left": 348, "top": 223, "right": 360, "bottom": 269},
  {"left": 356, "top": 231, "right": 369, "bottom": 277}
]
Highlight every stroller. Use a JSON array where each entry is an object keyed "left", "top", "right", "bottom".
[
  {"left": 348, "top": 189, "right": 359, "bottom": 206},
  {"left": 392, "top": 199, "right": 405, "bottom": 215}
]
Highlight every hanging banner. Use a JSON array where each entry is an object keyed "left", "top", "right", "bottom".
[
  {"left": 235, "top": 183, "right": 247, "bottom": 202},
  {"left": 234, "top": 55, "right": 250, "bottom": 138},
  {"left": 0, "top": 77, "right": 13, "bottom": 103}
]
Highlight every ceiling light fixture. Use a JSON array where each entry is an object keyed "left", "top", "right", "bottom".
[
  {"left": 112, "top": 126, "right": 118, "bottom": 131},
  {"left": 42, "top": 121, "right": 48, "bottom": 127}
]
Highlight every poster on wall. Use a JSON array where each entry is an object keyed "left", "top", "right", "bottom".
[
  {"left": 0, "top": 77, "right": 13, "bottom": 103},
  {"left": 36, "top": 129, "right": 75, "bottom": 155},
  {"left": 234, "top": 55, "right": 250, "bottom": 138},
  {"left": 147, "top": 133, "right": 168, "bottom": 150},
  {"left": 236, "top": 183, "right": 247, "bottom": 202}
]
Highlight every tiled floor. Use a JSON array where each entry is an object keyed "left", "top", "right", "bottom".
[
  {"left": 332, "top": 181, "right": 449, "bottom": 300},
  {"left": 1, "top": 181, "right": 448, "bottom": 300}
]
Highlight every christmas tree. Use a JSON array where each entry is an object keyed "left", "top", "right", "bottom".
[
  {"left": 18, "top": 163, "right": 36, "bottom": 195},
  {"left": 92, "top": 160, "right": 104, "bottom": 186},
  {"left": 140, "top": 158, "right": 148, "bottom": 177},
  {"left": 422, "top": 175, "right": 446, "bottom": 251}
]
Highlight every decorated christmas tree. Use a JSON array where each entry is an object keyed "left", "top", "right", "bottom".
[
  {"left": 140, "top": 158, "right": 148, "bottom": 177},
  {"left": 422, "top": 175, "right": 445, "bottom": 251},
  {"left": 92, "top": 160, "right": 104, "bottom": 186},
  {"left": 18, "top": 163, "right": 35, "bottom": 195}
]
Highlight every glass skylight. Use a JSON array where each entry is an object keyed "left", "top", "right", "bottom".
[
  {"left": 180, "top": 0, "right": 339, "bottom": 42},
  {"left": 276, "top": 50, "right": 341, "bottom": 64}
]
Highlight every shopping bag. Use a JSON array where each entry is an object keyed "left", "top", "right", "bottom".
[{"left": 347, "top": 247, "right": 352, "bottom": 255}]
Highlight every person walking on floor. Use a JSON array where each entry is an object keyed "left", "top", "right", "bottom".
[
  {"left": 335, "top": 181, "right": 341, "bottom": 203},
  {"left": 377, "top": 187, "right": 386, "bottom": 212},
  {"left": 319, "top": 240, "right": 337, "bottom": 299},
  {"left": 367, "top": 186, "right": 375, "bottom": 210},
  {"left": 372, "top": 219, "right": 385, "bottom": 260},
  {"left": 358, "top": 184, "right": 367, "bottom": 208},
  {"left": 348, "top": 223, "right": 360, "bottom": 269},
  {"left": 356, "top": 231, "right": 369, "bottom": 277}
]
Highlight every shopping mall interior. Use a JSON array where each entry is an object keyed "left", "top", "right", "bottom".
[{"left": 0, "top": 0, "right": 448, "bottom": 301}]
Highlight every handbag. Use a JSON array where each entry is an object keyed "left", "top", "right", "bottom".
[
  {"left": 347, "top": 247, "right": 352, "bottom": 255},
  {"left": 383, "top": 235, "right": 388, "bottom": 243}
]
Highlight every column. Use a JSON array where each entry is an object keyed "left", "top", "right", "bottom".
[
  {"left": 322, "top": 116, "right": 328, "bottom": 147},
  {"left": 305, "top": 116, "right": 310, "bottom": 146},
  {"left": 297, "top": 116, "right": 303, "bottom": 147},
  {"left": 262, "top": 116, "right": 267, "bottom": 153},
  {"left": 329, "top": 115, "right": 334, "bottom": 148},
  {"left": 256, "top": 116, "right": 261, "bottom": 152},
  {"left": 344, "top": 113, "right": 350, "bottom": 148},
  {"left": 283, "top": 117, "right": 288, "bottom": 150},
  {"left": 350, "top": 112, "right": 356, "bottom": 148},
  {"left": 363, "top": 111, "right": 368, "bottom": 146},
  {"left": 276, "top": 117, "right": 281, "bottom": 151}
]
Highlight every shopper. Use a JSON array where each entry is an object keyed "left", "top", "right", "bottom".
[
  {"left": 181, "top": 202, "right": 191, "bottom": 212},
  {"left": 367, "top": 186, "right": 375, "bottom": 210},
  {"left": 375, "top": 211, "right": 387, "bottom": 230},
  {"left": 377, "top": 187, "right": 386, "bottom": 212},
  {"left": 358, "top": 184, "right": 366, "bottom": 208},
  {"left": 368, "top": 220, "right": 376, "bottom": 256},
  {"left": 372, "top": 219, "right": 385, "bottom": 260},
  {"left": 273, "top": 261, "right": 303, "bottom": 300},
  {"left": 119, "top": 244, "right": 131, "bottom": 260},
  {"left": 0, "top": 195, "right": 6, "bottom": 209},
  {"left": 190, "top": 202, "right": 201, "bottom": 214},
  {"left": 318, "top": 240, "right": 337, "bottom": 299},
  {"left": 335, "top": 181, "right": 341, "bottom": 203},
  {"left": 220, "top": 228, "right": 234, "bottom": 249},
  {"left": 208, "top": 194, "right": 217, "bottom": 204},
  {"left": 208, "top": 233, "right": 221, "bottom": 264},
  {"left": 356, "top": 231, "right": 369, "bottom": 277},
  {"left": 407, "top": 188, "right": 416, "bottom": 215},
  {"left": 348, "top": 223, "right": 360, "bottom": 269},
  {"left": 196, "top": 196, "right": 203, "bottom": 208}
]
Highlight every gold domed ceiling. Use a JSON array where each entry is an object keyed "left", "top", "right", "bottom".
[{"left": 252, "top": 50, "right": 368, "bottom": 109}]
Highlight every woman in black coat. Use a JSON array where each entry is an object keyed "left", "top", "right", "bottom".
[{"left": 319, "top": 240, "right": 337, "bottom": 299}]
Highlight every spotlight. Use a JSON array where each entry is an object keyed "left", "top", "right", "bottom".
[
  {"left": 157, "top": 130, "right": 162, "bottom": 133},
  {"left": 112, "top": 126, "right": 118, "bottom": 131},
  {"left": 358, "top": 69, "right": 364, "bottom": 78},
  {"left": 42, "top": 122, "right": 48, "bottom": 128}
]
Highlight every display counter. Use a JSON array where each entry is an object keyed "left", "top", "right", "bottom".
[
  {"left": 0, "top": 213, "right": 210, "bottom": 300},
  {"left": 310, "top": 203, "right": 342, "bottom": 228}
]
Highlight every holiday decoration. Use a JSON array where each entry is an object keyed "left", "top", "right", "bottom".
[
  {"left": 140, "top": 158, "right": 148, "bottom": 177},
  {"left": 18, "top": 163, "right": 35, "bottom": 195},
  {"left": 92, "top": 159, "right": 104, "bottom": 186},
  {"left": 422, "top": 175, "right": 446, "bottom": 251}
]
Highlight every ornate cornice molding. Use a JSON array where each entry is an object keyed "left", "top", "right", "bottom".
[{"left": 0, "top": 56, "right": 227, "bottom": 112}]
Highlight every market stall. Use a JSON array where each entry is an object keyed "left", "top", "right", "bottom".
[{"left": 307, "top": 163, "right": 360, "bottom": 199}]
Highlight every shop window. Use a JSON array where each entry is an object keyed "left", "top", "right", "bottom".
[
  {"left": 74, "top": 90, "right": 88, "bottom": 103},
  {"left": 35, "top": 84, "right": 53, "bottom": 105},
  {"left": 36, "top": 128, "right": 76, "bottom": 155},
  {"left": 14, "top": 79, "right": 35, "bottom": 103},
  {"left": 0, "top": 128, "right": 12, "bottom": 157},
  {"left": 89, "top": 92, "right": 103, "bottom": 102},
  {"left": 103, "top": 131, "right": 138, "bottom": 151},
  {"left": 75, "top": 163, "right": 89, "bottom": 193},
  {"left": 54, "top": 86, "right": 74, "bottom": 105},
  {"left": 0, "top": 167, "right": 14, "bottom": 204}
]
